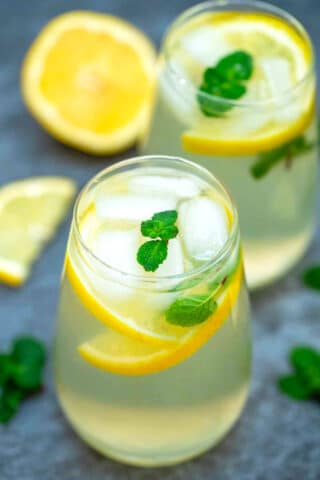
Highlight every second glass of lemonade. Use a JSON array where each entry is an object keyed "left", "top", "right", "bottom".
[
  {"left": 142, "top": 0, "right": 318, "bottom": 289},
  {"left": 54, "top": 155, "right": 251, "bottom": 466}
]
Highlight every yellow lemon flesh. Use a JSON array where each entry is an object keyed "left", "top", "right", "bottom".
[
  {"left": 180, "top": 12, "right": 314, "bottom": 156},
  {"left": 21, "top": 11, "right": 156, "bottom": 155},
  {"left": 0, "top": 177, "right": 76, "bottom": 286},
  {"left": 78, "top": 261, "right": 243, "bottom": 375}
]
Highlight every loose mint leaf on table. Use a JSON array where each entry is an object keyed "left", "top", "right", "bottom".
[
  {"left": 278, "top": 345, "right": 320, "bottom": 402},
  {"left": 278, "top": 375, "right": 313, "bottom": 400},
  {"left": 0, "top": 336, "right": 46, "bottom": 424},
  {"left": 197, "top": 50, "right": 253, "bottom": 117},
  {"left": 12, "top": 337, "right": 46, "bottom": 367},
  {"left": 166, "top": 294, "right": 217, "bottom": 327},
  {"left": 137, "top": 210, "right": 179, "bottom": 272},
  {"left": 290, "top": 346, "right": 320, "bottom": 392},
  {"left": 302, "top": 265, "right": 320, "bottom": 291},
  {"left": 250, "top": 135, "right": 315, "bottom": 179}
]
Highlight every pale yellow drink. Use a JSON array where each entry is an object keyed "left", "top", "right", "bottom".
[
  {"left": 54, "top": 156, "right": 251, "bottom": 466},
  {"left": 142, "top": 1, "right": 318, "bottom": 289}
]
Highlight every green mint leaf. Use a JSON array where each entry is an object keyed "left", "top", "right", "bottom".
[
  {"left": 0, "top": 354, "right": 12, "bottom": 385},
  {"left": 197, "top": 50, "right": 253, "bottom": 117},
  {"left": 0, "top": 386, "right": 25, "bottom": 424},
  {"left": 250, "top": 135, "right": 315, "bottom": 179},
  {"left": 278, "top": 375, "right": 313, "bottom": 400},
  {"left": 158, "top": 225, "right": 178, "bottom": 241},
  {"left": 215, "top": 50, "right": 253, "bottom": 81},
  {"left": 166, "top": 294, "right": 217, "bottom": 327},
  {"left": 11, "top": 363, "right": 43, "bottom": 391},
  {"left": 137, "top": 240, "right": 168, "bottom": 272},
  {"left": 137, "top": 210, "right": 178, "bottom": 271},
  {"left": 302, "top": 265, "right": 320, "bottom": 291},
  {"left": 290, "top": 346, "right": 320, "bottom": 392},
  {"left": 141, "top": 219, "right": 163, "bottom": 239},
  {"left": 152, "top": 210, "right": 177, "bottom": 225},
  {"left": 12, "top": 337, "right": 46, "bottom": 367},
  {"left": 141, "top": 220, "right": 178, "bottom": 241}
]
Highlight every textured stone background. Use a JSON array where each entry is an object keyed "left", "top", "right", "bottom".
[{"left": 0, "top": 0, "right": 320, "bottom": 479}]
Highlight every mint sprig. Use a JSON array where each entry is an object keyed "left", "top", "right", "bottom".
[
  {"left": 278, "top": 345, "right": 320, "bottom": 402},
  {"left": 137, "top": 210, "right": 179, "bottom": 272},
  {"left": 197, "top": 50, "right": 253, "bottom": 117},
  {"left": 166, "top": 293, "right": 217, "bottom": 326},
  {"left": 250, "top": 135, "right": 314, "bottom": 179},
  {"left": 302, "top": 265, "right": 320, "bottom": 291},
  {"left": 0, "top": 336, "right": 46, "bottom": 423}
]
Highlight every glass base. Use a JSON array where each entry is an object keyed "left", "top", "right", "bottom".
[{"left": 58, "top": 390, "right": 249, "bottom": 467}]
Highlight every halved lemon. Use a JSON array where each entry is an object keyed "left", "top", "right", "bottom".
[
  {"left": 78, "top": 261, "right": 243, "bottom": 375},
  {"left": 180, "top": 12, "right": 314, "bottom": 156},
  {"left": 21, "top": 11, "right": 156, "bottom": 155},
  {"left": 0, "top": 177, "right": 76, "bottom": 286}
]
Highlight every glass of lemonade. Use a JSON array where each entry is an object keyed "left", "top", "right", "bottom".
[
  {"left": 142, "top": 0, "right": 318, "bottom": 289},
  {"left": 54, "top": 155, "right": 251, "bottom": 466}
]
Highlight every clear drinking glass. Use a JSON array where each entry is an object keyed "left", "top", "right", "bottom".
[
  {"left": 141, "top": 0, "right": 318, "bottom": 289},
  {"left": 54, "top": 155, "right": 251, "bottom": 466}
]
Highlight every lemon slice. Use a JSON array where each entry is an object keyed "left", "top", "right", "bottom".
[
  {"left": 78, "top": 261, "right": 243, "bottom": 375},
  {"left": 180, "top": 12, "right": 314, "bottom": 156},
  {"left": 21, "top": 11, "right": 156, "bottom": 155},
  {"left": 0, "top": 177, "right": 76, "bottom": 286}
]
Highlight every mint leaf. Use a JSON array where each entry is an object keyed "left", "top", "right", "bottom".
[
  {"left": 0, "top": 336, "right": 46, "bottom": 424},
  {"left": 278, "top": 375, "right": 313, "bottom": 400},
  {"left": 302, "top": 266, "right": 320, "bottom": 291},
  {"left": 197, "top": 50, "right": 253, "bottom": 117},
  {"left": 152, "top": 210, "right": 177, "bottom": 225},
  {"left": 251, "top": 135, "right": 314, "bottom": 179},
  {"left": 290, "top": 346, "right": 320, "bottom": 392},
  {"left": 141, "top": 220, "right": 178, "bottom": 241},
  {"left": 0, "top": 354, "right": 12, "bottom": 385},
  {"left": 215, "top": 50, "right": 253, "bottom": 81},
  {"left": 166, "top": 294, "right": 217, "bottom": 327},
  {"left": 12, "top": 337, "right": 46, "bottom": 367},
  {"left": 137, "top": 240, "right": 168, "bottom": 272},
  {"left": 11, "top": 363, "right": 42, "bottom": 391},
  {"left": 138, "top": 210, "right": 178, "bottom": 272}
]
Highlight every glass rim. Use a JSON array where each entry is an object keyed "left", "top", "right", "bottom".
[
  {"left": 162, "top": 0, "right": 315, "bottom": 110},
  {"left": 73, "top": 155, "right": 239, "bottom": 287}
]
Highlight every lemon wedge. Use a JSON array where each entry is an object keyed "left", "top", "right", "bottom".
[
  {"left": 21, "top": 11, "right": 156, "bottom": 155},
  {"left": 78, "top": 261, "right": 243, "bottom": 375},
  {"left": 0, "top": 177, "right": 76, "bottom": 286}
]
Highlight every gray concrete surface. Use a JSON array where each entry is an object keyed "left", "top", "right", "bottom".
[{"left": 0, "top": 0, "right": 320, "bottom": 478}]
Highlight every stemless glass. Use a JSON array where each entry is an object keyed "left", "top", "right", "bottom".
[
  {"left": 142, "top": 0, "right": 318, "bottom": 289},
  {"left": 54, "top": 155, "right": 251, "bottom": 466}
]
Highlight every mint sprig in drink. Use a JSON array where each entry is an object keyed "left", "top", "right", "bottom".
[
  {"left": 141, "top": 0, "right": 318, "bottom": 289},
  {"left": 54, "top": 155, "right": 251, "bottom": 466}
]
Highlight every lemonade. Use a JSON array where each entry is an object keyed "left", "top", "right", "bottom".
[
  {"left": 54, "top": 156, "right": 251, "bottom": 466},
  {"left": 142, "top": 1, "right": 318, "bottom": 289}
]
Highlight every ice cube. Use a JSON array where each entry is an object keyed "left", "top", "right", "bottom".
[
  {"left": 182, "top": 26, "right": 230, "bottom": 66},
  {"left": 95, "top": 194, "right": 177, "bottom": 223},
  {"left": 179, "top": 197, "right": 228, "bottom": 261},
  {"left": 128, "top": 175, "right": 201, "bottom": 198},
  {"left": 156, "top": 238, "right": 185, "bottom": 277},
  {"left": 90, "top": 228, "right": 141, "bottom": 300},
  {"left": 93, "top": 229, "right": 140, "bottom": 274},
  {"left": 260, "top": 57, "right": 292, "bottom": 97}
]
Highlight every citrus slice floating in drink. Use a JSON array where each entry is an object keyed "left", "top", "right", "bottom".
[
  {"left": 78, "top": 260, "right": 243, "bottom": 375},
  {"left": 0, "top": 177, "right": 76, "bottom": 286},
  {"left": 180, "top": 12, "right": 314, "bottom": 155},
  {"left": 21, "top": 11, "right": 156, "bottom": 155}
]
